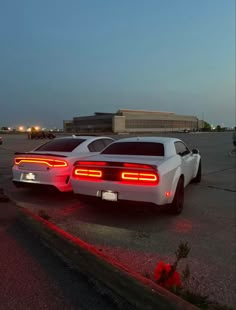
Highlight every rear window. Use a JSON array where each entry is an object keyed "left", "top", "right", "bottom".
[
  {"left": 34, "top": 138, "right": 86, "bottom": 152},
  {"left": 101, "top": 142, "right": 164, "bottom": 156}
]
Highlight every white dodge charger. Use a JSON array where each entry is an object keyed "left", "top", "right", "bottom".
[
  {"left": 70, "top": 136, "right": 201, "bottom": 214},
  {"left": 12, "top": 135, "right": 114, "bottom": 192}
]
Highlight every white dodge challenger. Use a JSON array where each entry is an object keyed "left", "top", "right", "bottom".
[{"left": 70, "top": 137, "right": 201, "bottom": 214}]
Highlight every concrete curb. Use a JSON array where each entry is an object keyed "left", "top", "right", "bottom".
[{"left": 16, "top": 204, "right": 198, "bottom": 310}]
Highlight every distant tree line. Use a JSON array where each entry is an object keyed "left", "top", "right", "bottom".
[{"left": 202, "top": 121, "right": 226, "bottom": 132}]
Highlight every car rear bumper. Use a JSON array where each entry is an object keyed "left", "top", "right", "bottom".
[
  {"left": 12, "top": 168, "right": 72, "bottom": 192},
  {"left": 13, "top": 181, "right": 58, "bottom": 192},
  {"left": 70, "top": 179, "right": 171, "bottom": 205}
]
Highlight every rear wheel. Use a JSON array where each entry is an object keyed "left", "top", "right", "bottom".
[{"left": 170, "top": 178, "right": 184, "bottom": 215}]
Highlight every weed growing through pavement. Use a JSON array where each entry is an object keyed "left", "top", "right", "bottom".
[{"left": 153, "top": 242, "right": 233, "bottom": 310}]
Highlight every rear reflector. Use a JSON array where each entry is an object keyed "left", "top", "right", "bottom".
[
  {"left": 73, "top": 168, "right": 102, "bottom": 178},
  {"left": 15, "top": 157, "right": 68, "bottom": 168}
]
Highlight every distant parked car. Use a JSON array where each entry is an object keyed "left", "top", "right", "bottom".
[
  {"left": 29, "top": 131, "right": 56, "bottom": 139},
  {"left": 12, "top": 135, "right": 114, "bottom": 192},
  {"left": 71, "top": 136, "right": 201, "bottom": 215},
  {"left": 0, "top": 136, "right": 2, "bottom": 145},
  {"left": 233, "top": 131, "right": 236, "bottom": 147},
  {"left": 183, "top": 129, "right": 191, "bottom": 133},
  {"left": 178, "top": 129, "right": 191, "bottom": 133}
]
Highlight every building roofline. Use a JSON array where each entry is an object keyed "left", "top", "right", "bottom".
[
  {"left": 117, "top": 109, "right": 197, "bottom": 119},
  {"left": 117, "top": 109, "right": 175, "bottom": 115}
]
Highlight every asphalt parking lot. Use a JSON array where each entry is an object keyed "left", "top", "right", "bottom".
[{"left": 0, "top": 132, "right": 235, "bottom": 308}]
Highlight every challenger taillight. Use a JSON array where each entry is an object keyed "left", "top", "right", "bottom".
[
  {"left": 14, "top": 157, "right": 68, "bottom": 168},
  {"left": 123, "top": 163, "right": 152, "bottom": 169},
  {"left": 73, "top": 168, "right": 102, "bottom": 179},
  {"left": 74, "top": 161, "right": 107, "bottom": 166},
  {"left": 72, "top": 161, "right": 159, "bottom": 185},
  {"left": 121, "top": 171, "right": 159, "bottom": 185}
]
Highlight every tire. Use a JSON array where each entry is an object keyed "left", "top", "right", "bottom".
[
  {"left": 170, "top": 177, "right": 184, "bottom": 215},
  {"left": 192, "top": 160, "right": 201, "bottom": 183}
]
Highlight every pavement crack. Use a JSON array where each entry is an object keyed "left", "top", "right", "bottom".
[
  {"left": 203, "top": 167, "right": 236, "bottom": 176},
  {"left": 207, "top": 185, "right": 236, "bottom": 192}
]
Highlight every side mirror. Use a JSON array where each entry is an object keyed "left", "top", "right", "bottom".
[{"left": 192, "top": 148, "right": 199, "bottom": 154}]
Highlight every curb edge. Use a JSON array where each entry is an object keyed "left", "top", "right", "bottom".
[{"left": 15, "top": 203, "right": 198, "bottom": 310}]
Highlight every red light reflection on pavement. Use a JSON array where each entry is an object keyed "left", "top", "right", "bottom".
[
  {"left": 173, "top": 219, "right": 193, "bottom": 233},
  {"left": 59, "top": 204, "right": 79, "bottom": 216}
]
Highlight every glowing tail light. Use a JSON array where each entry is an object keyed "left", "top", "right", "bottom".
[
  {"left": 14, "top": 157, "right": 68, "bottom": 168},
  {"left": 123, "top": 163, "right": 153, "bottom": 169},
  {"left": 73, "top": 168, "right": 102, "bottom": 179},
  {"left": 72, "top": 161, "right": 159, "bottom": 185},
  {"left": 74, "top": 161, "right": 107, "bottom": 166},
  {"left": 121, "top": 171, "right": 159, "bottom": 185}
]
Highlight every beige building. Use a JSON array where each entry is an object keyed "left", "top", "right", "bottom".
[
  {"left": 64, "top": 109, "right": 202, "bottom": 133},
  {"left": 113, "top": 109, "right": 200, "bottom": 133}
]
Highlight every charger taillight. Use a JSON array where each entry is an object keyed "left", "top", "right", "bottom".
[{"left": 14, "top": 157, "right": 68, "bottom": 168}]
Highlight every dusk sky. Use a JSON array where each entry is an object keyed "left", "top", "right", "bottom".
[{"left": 0, "top": 0, "right": 235, "bottom": 129}]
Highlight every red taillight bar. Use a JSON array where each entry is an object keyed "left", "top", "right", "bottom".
[
  {"left": 123, "top": 163, "right": 153, "bottom": 169},
  {"left": 74, "top": 161, "right": 155, "bottom": 169},
  {"left": 74, "top": 161, "right": 107, "bottom": 166},
  {"left": 14, "top": 157, "right": 68, "bottom": 168}
]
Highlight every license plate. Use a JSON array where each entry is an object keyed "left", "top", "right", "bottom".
[
  {"left": 20, "top": 172, "right": 38, "bottom": 182},
  {"left": 101, "top": 191, "right": 118, "bottom": 201}
]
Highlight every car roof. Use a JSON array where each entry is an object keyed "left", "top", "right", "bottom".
[
  {"left": 31, "top": 135, "right": 114, "bottom": 154},
  {"left": 54, "top": 135, "right": 112, "bottom": 140},
  {"left": 114, "top": 136, "right": 180, "bottom": 143}
]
